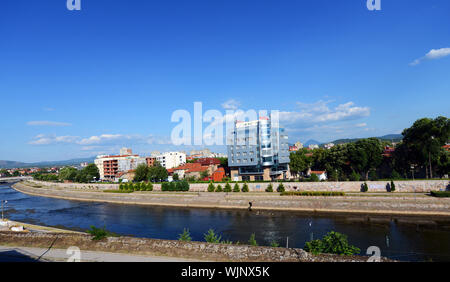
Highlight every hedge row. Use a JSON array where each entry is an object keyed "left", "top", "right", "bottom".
[
  {"left": 281, "top": 191, "right": 345, "bottom": 196},
  {"left": 119, "top": 182, "right": 153, "bottom": 191},
  {"left": 161, "top": 180, "right": 190, "bottom": 192}
]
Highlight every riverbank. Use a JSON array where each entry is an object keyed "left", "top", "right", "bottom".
[
  {"left": 13, "top": 181, "right": 450, "bottom": 217},
  {"left": 0, "top": 231, "right": 392, "bottom": 262}
]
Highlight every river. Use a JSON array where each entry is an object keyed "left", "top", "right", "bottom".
[{"left": 1, "top": 182, "right": 449, "bottom": 261}]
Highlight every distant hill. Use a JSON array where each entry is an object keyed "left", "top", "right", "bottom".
[
  {"left": 326, "top": 134, "right": 403, "bottom": 146},
  {"left": 0, "top": 157, "right": 96, "bottom": 169}
]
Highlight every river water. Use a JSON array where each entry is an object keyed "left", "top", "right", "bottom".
[{"left": 1, "top": 182, "right": 449, "bottom": 261}]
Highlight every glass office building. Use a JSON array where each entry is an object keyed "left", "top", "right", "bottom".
[{"left": 227, "top": 116, "right": 290, "bottom": 181}]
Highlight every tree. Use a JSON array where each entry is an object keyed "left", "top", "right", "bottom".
[
  {"left": 289, "top": 149, "right": 312, "bottom": 178},
  {"left": 242, "top": 183, "right": 249, "bottom": 192},
  {"left": 233, "top": 183, "right": 240, "bottom": 192},
  {"left": 215, "top": 184, "right": 223, "bottom": 192},
  {"left": 200, "top": 170, "right": 210, "bottom": 180},
  {"left": 402, "top": 116, "right": 450, "bottom": 178},
  {"left": 207, "top": 182, "right": 215, "bottom": 192},
  {"left": 304, "top": 231, "right": 360, "bottom": 255},
  {"left": 349, "top": 170, "right": 360, "bottom": 181},
  {"left": 83, "top": 164, "right": 100, "bottom": 181},
  {"left": 347, "top": 138, "right": 383, "bottom": 180},
  {"left": 309, "top": 173, "right": 319, "bottom": 182},
  {"left": 134, "top": 163, "right": 149, "bottom": 182},
  {"left": 224, "top": 182, "right": 232, "bottom": 192},
  {"left": 148, "top": 165, "right": 168, "bottom": 182},
  {"left": 59, "top": 167, "right": 78, "bottom": 182},
  {"left": 173, "top": 173, "right": 179, "bottom": 181},
  {"left": 277, "top": 183, "right": 285, "bottom": 192},
  {"left": 248, "top": 233, "right": 258, "bottom": 246},
  {"left": 265, "top": 183, "right": 273, "bottom": 192}
]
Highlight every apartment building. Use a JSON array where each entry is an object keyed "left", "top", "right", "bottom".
[
  {"left": 227, "top": 116, "right": 290, "bottom": 181},
  {"left": 94, "top": 149, "right": 146, "bottom": 180},
  {"left": 155, "top": 152, "right": 186, "bottom": 169}
]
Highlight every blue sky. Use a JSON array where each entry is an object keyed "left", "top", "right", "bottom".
[{"left": 0, "top": 0, "right": 449, "bottom": 162}]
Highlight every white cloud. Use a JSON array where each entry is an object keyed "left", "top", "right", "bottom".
[
  {"left": 355, "top": 123, "right": 367, "bottom": 127},
  {"left": 28, "top": 134, "right": 79, "bottom": 145},
  {"left": 77, "top": 134, "right": 126, "bottom": 145},
  {"left": 27, "top": 120, "right": 71, "bottom": 126},
  {"left": 410, "top": 47, "right": 450, "bottom": 66},
  {"left": 279, "top": 100, "right": 370, "bottom": 125},
  {"left": 221, "top": 99, "right": 241, "bottom": 110}
]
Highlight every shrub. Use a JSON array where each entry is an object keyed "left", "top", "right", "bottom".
[
  {"left": 309, "top": 174, "right": 319, "bottom": 182},
  {"left": 391, "top": 170, "right": 401, "bottom": 179},
  {"left": 248, "top": 233, "right": 258, "bottom": 246},
  {"left": 178, "top": 228, "right": 192, "bottom": 242},
  {"left": 242, "top": 183, "right": 249, "bottom": 192},
  {"left": 270, "top": 240, "right": 279, "bottom": 247},
  {"left": 103, "top": 189, "right": 133, "bottom": 193},
  {"left": 146, "top": 182, "right": 154, "bottom": 191},
  {"left": 119, "top": 183, "right": 124, "bottom": 190},
  {"left": 176, "top": 180, "right": 190, "bottom": 192},
  {"left": 207, "top": 182, "right": 215, "bottom": 192},
  {"left": 304, "top": 231, "right": 360, "bottom": 255},
  {"left": 265, "top": 183, "right": 273, "bottom": 192},
  {"left": 277, "top": 183, "right": 285, "bottom": 193},
  {"left": 86, "top": 226, "right": 118, "bottom": 240},
  {"left": 361, "top": 182, "right": 368, "bottom": 192},
  {"left": 204, "top": 229, "right": 221, "bottom": 243},
  {"left": 233, "top": 183, "right": 240, "bottom": 192},
  {"left": 369, "top": 170, "right": 378, "bottom": 181},
  {"left": 215, "top": 184, "right": 223, "bottom": 192},
  {"left": 224, "top": 182, "right": 232, "bottom": 192}
]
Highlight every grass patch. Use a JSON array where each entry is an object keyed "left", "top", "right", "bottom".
[
  {"left": 87, "top": 225, "right": 118, "bottom": 240},
  {"left": 281, "top": 191, "right": 345, "bottom": 196},
  {"left": 103, "top": 189, "right": 134, "bottom": 193},
  {"left": 430, "top": 191, "right": 450, "bottom": 198}
]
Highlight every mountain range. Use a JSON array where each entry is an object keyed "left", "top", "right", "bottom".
[{"left": 0, "top": 157, "right": 96, "bottom": 169}]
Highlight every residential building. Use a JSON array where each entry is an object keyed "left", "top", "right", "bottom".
[
  {"left": 227, "top": 116, "right": 290, "bottom": 181},
  {"left": 324, "top": 143, "right": 335, "bottom": 150},
  {"left": 308, "top": 144, "right": 319, "bottom": 150},
  {"left": 120, "top": 147, "right": 133, "bottom": 156},
  {"left": 156, "top": 152, "right": 186, "bottom": 169},
  {"left": 146, "top": 157, "right": 156, "bottom": 167},
  {"left": 167, "top": 158, "right": 225, "bottom": 181},
  {"left": 94, "top": 149, "right": 146, "bottom": 180},
  {"left": 307, "top": 169, "right": 327, "bottom": 181}
]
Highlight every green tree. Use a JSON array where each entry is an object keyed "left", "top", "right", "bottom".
[
  {"left": 207, "top": 182, "right": 215, "bottom": 192},
  {"left": 347, "top": 138, "right": 383, "bottom": 180},
  {"left": 309, "top": 173, "right": 319, "bottom": 182},
  {"left": 349, "top": 170, "right": 360, "bottom": 181},
  {"left": 172, "top": 173, "right": 179, "bottom": 181},
  {"left": 265, "top": 183, "right": 273, "bottom": 192},
  {"left": 148, "top": 165, "right": 168, "bottom": 182},
  {"left": 82, "top": 164, "right": 100, "bottom": 181},
  {"left": 59, "top": 167, "right": 78, "bottom": 182},
  {"left": 289, "top": 148, "right": 312, "bottom": 178},
  {"left": 242, "top": 183, "right": 249, "bottom": 192},
  {"left": 277, "top": 183, "right": 285, "bottom": 192},
  {"left": 233, "top": 183, "right": 240, "bottom": 192},
  {"left": 134, "top": 163, "right": 149, "bottom": 182},
  {"left": 224, "top": 182, "right": 232, "bottom": 192},
  {"left": 215, "top": 184, "right": 223, "bottom": 192}
]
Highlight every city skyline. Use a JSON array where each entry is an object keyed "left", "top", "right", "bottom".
[{"left": 1, "top": 0, "right": 449, "bottom": 162}]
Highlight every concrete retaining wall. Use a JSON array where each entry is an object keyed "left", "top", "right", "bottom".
[
  {"left": 30, "top": 179, "right": 450, "bottom": 193},
  {"left": 0, "top": 232, "right": 390, "bottom": 262}
]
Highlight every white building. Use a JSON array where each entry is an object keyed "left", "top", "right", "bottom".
[
  {"left": 308, "top": 144, "right": 319, "bottom": 150},
  {"left": 156, "top": 152, "right": 186, "bottom": 169},
  {"left": 324, "top": 143, "right": 335, "bottom": 149}
]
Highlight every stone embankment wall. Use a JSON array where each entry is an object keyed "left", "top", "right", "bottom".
[
  {"left": 14, "top": 182, "right": 450, "bottom": 216},
  {"left": 0, "top": 232, "right": 390, "bottom": 262},
  {"left": 30, "top": 179, "right": 449, "bottom": 193}
]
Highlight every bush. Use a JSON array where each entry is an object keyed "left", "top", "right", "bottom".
[
  {"left": 161, "top": 181, "right": 188, "bottom": 192},
  {"left": 178, "top": 228, "right": 192, "bottom": 241},
  {"left": 248, "top": 233, "right": 258, "bottom": 246},
  {"left": 309, "top": 174, "right": 319, "bottom": 182},
  {"left": 224, "top": 182, "right": 232, "bottom": 192},
  {"left": 215, "top": 184, "right": 223, "bottom": 192},
  {"left": 265, "top": 183, "right": 273, "bottom": 192},
  {"left": 270, "top": 240, "right": 279, "bottom": 247},
  {"left": 369, "top": 170, "right": 378, "bottom": 181},
  {"left": 207, "top": 182, "right": 215, "bottom": 192},
  {"left": 204, "top": 229, "right": 221, "bottom": 243},
  {"left": 103, "top": 189, "right": 133, "bottom": 193},
  {"left": 391, "top": 170, "right": 401, "bottom": 180},
  {"left": 281, "top": 191, "right": 345, "bottom": 196},
  {"left": 430, "top": 191, "right": 450, "bottom": 198},
  {"left": 242, "top": 183, "right": 249, "bottom": 192},
  {"left": 304, "top": 231, "right": 360, "bottom": 255},
  {"left": 233, "top": 183, "right": 240, "bottom": 192},
  {"left": 361, "top": 182, "right": 368, "bottom": 192},
  {"left": 86, "top": 226, "right": 118, "bottom": 240},
  {"left": 277, "top": 183, "right": 285, "bottom": 193},
  {"left": 146, "top": 182, "right": 154, "bottom": 191}
]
